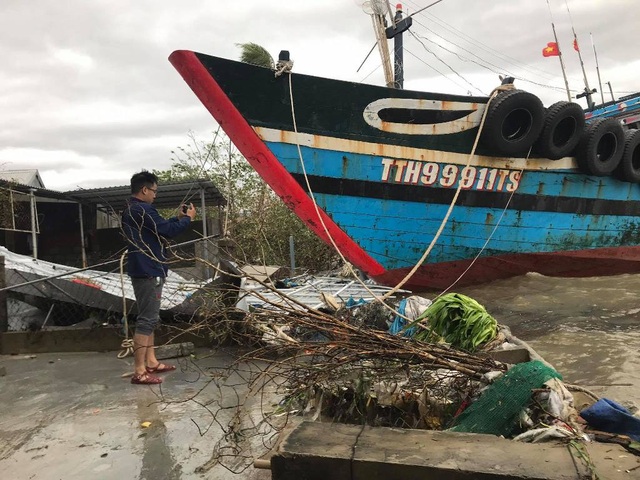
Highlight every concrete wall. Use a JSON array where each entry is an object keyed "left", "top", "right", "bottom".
[
  {"left": 0, "top": 325, "right": 211, "bottom": 355},
  {"left": 270, "top": 421, "right": 639, "bottom": 480}
]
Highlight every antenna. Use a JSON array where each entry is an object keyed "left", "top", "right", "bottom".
[
  {"left": 356, "top": 42, "right": 378, "bottom": 73},
  {"left": 409, "top": 0, "right": 445, "bottom": 18},
  {"left": 590, "top": 33, "right": 605, "bottom": 105},
  {"left": 360, "top": 0, "right": 386, "bottom": 15}
]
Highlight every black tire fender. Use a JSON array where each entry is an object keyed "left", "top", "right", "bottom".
[
  {"left": 534, "top": 101, "right": 585, "bottom": 160},
  {"left": 577, "top": 118, "right": 625, "bottom": 176},
  {"left": 481, "top": 89, "right": 545, "bottom": 157},
  {"left": 614, "top": 129, "right": 640, "bottom": 183}
]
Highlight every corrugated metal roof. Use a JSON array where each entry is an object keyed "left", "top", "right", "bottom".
[
  {"left": 0, "top": 179, "right": 73, "bottom": 201},
  {"left": 237, "top": 275, "right": 408, "bottom": 311},
  {"left": 65, "top": 178, "right": 226, "bottom": 210},
  {"left": 0, "top": 177, "right": 226, "bottom": 210}
]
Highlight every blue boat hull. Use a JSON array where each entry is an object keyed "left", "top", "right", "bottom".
[{"left": 170, "top": 50, "right": 640, "bottom": 289}]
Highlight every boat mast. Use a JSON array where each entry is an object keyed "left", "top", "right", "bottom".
[
  {"left": 366, "top": 0, "right": 438, "bottom": 89},
  {"left": 370, "top": 1, "right": 394, "bottom": 87},
  {"left": 385, "top": 3, "right": 413, "bottom": 89}
]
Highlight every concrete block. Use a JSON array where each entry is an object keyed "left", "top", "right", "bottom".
[
  {"left": 354, "top": 427, "right": 580, "bottom": 480},
  {"left": 484, "top": 346, "right": 531, "bottom": 364},
  {"left": 271, "top": 422, "right": 640, "bottom": 480},
  {"left": 271, "top": 453, "right": 351, "bottom": 480},
  {"left": 155, "top": 342, "right": 195, "bottom": 360},
  {"left": 271, "top": 422, "right": 359, "bottom": 480}
]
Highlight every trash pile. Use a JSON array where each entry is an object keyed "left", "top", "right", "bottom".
[{"left": 230, "top": 271, "right": 640, "bottom": 458}]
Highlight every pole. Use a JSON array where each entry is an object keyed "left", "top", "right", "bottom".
[
  {"left": 385, "top": 0, "right": 396, "bottom": 27},
  {"left": 0, "top": 256, "right": 7, "bottom": 333},
  {"left": 551, "top": 22, "right": 572, "bottom": 102},
  {"left": 200, "top": 187, "right": 210, "bottom": 279},
  {"left": 372, "top": 14, "right": 394, "bottom": 87},
  {"left": 393, "top": 5, "right": 404, "bottom": 89},
  {"left": 564, "top": 0, "right": 595, "bottom": 109},
  {"left": 572, "top": 32, "right": 595, "bottom": 109},
  {"left": 383, "top": 3, "right": 412, "bottom": 89},
  {"left": 78, "top": 203, "right": 87, "bottom": 268},
  {"left": 29, "top": 188, "right": 38, "bottom": 259},
  {"left": 289, "top": 235, "right": 296, "bottom": 274},
  {"left": 591, "top": 33, "right": 605, "bottom": 105},
  {"left": 546, "top": 0, "right": 571, "bottom": 102},
  {"left": 607, "top": 82, "right": 615, "bottom": 102}
]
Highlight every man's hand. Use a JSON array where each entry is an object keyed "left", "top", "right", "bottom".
[{"left": 178, "top": 203, "right": 196, "bottom": 220}]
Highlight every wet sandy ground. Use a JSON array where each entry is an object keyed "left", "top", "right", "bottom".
[{"left": 0, "top": 349, "right": 273, "bottom": 480}]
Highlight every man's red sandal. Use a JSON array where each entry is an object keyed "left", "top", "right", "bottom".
[
  {"left": 131, "top": 372, "right": 163, "bottom": 385},
  {"left": 146, "top": 363, "right": 176, "bottom": 374}
]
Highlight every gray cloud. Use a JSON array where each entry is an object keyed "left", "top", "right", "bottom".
[{"left": 0, "top": 0, "right": 637, "bottom": 190}]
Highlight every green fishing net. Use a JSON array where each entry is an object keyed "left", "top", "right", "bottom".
[{"left": 450, "top": 360, "right": 562, "bottom": 437}]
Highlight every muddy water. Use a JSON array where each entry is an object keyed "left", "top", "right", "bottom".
[{"left": 439, "top": 272, "right": 640, "bottom": 407}]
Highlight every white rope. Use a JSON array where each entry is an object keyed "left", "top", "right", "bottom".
[
  {"left": 415, "top": 85, "right": 524, "bottom": 299},
  {"left": 117, "top": 251, "right": 134, "bottom": 358},
  {"left": 379, "top": 86, "right": 510, "bottom": 300},
  {"left": 118, "top": 339, "right": 134, "bottom": 359},
  {"left": 275, "top": 59, "right": 294, "bottom": 78},
  {"left": 286, "top": 73, "right": 404, "bottom": 318},
  {"left": 439, "top": 156, "right": 527, "bottom": 296},
  {"left": 286, "top": 73, "right": 518, "bottom": 313}
]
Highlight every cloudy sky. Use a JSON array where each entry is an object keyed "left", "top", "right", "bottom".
[{"left": 1, "top": 0, "right": 637, "bottom": 192}]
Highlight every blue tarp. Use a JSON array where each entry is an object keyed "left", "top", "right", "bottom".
[
  {"left": 345, "top": 296, "right": 368, "bottom": 309},
  {"left": 389, "top": 298, "right": 416, "bottom": 337},
  {"left": 581, "top": 398, "right": 640, "bottom": 441}
]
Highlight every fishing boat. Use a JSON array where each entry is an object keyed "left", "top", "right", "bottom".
[
  {"left": 169, "top": 17, "right": 640, "bottom": 290},
  {"left": 586, "top": 91, "right": 640, "bottom": 128}
]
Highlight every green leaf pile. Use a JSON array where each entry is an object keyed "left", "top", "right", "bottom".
[{"left": 412, "top": 293, "right": 497, "bottom": 352}]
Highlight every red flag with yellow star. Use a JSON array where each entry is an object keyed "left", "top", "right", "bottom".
[{"left": 542, "top": 42, "right": 560, "bottom": 57}]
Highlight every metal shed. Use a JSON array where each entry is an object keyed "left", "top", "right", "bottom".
[
  {"left": 0, "top": 178, "right": 226, "bottom": 270},
  {"left": 65, "top": 179, "right": 226, "bottom": 270}
]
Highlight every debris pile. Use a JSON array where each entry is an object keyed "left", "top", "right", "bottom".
[{"left": 191, "top": 271, "right": 639, "bottom": 473}]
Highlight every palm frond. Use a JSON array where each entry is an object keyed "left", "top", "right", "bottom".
[{"left": 236, "top": 42, "right": 274, "bottom": 69}]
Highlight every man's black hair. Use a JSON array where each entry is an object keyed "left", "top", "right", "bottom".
[{"left": 130, "top": 170, "right": 159, "bottom": 194}]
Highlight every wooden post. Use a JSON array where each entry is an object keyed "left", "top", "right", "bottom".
[
  {"left": 29, "top": 188, "right": 38, "bottom": 259},
  {"left": 200, "top": 187, "right": 210, "bottom": 279},
  {"left": 0, "top": 256, "right": 8, "bottom": 332},
  {"left": 78, "top": 203, "right": 87, "bottom": 268}
]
